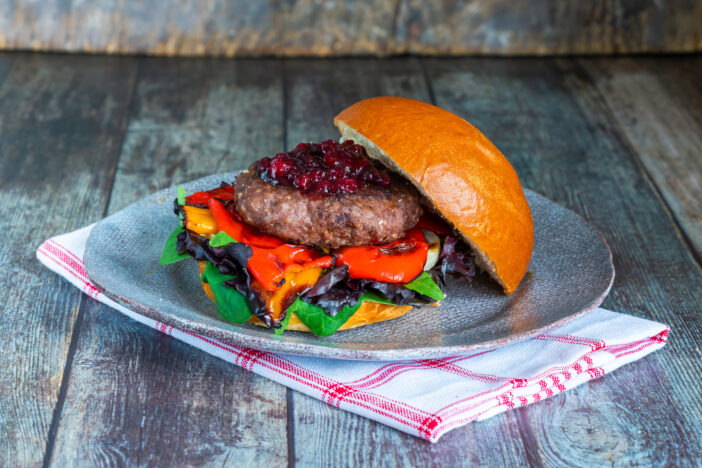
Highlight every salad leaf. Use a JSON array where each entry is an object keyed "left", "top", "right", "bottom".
[
  {"left": 290, "top": 292, "right": 390, "bottom": 337},
  {"left": 274, "top": 310, "right": 292, "bottom": 336},
  {"left": 179, "top": 229, "right": 251, "bottom": 278},
  {"left": 404, "top": 272, "right": 445, "bottom": 301},
  {"left": 209, "top": 231, "right": 237, "bottom": 247},
  {"left": 177, "top": 186, "right": 187, "bottom": 205},
  {"left": 436, "top": 236, "right": 476, "bottom": 283},
  {"left": 304, "top": 265, "right": 349, "bottom": 297},
  {"left": 160, "top": 226, "right": 190, "bottom": 265},
  {"left": 177, "top": 186, "right": 186, "bottom": 226},
  {"left": 301, "top": 264, "right": 439, "bottom": 317},
  {"left": 359, "top": 291, "right": 394, "bottom": 305},
  {"left": 178, "top": 230, "right": 279, "bottom": 326},
  {"left": 359, "top": 280, "right": 416, "bottom": 305},
  {"left": 306, "top": 288, "right": 364, "bottom": 317},
  {"left": 202, "top": 261, "right": 252, "bottom": 323}
]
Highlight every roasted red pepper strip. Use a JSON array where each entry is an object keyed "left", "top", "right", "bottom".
[
  {"left": 241, "top": 224, "right": 286, "bottom": 249},
  {"left": 209, "top": 197, "right": 285, "bottom": 248},
  {"left": 335, "top": 228, "right": 428, "bottom": 283},
  {"left": 248, "top": 247, "right": 286, "bottom": 290},
  {"left": 272, "top": 244, "right": 324, "bottom": 265},
  {"left": 248, "top": 245, "right": 332, "bottom": 291},
  {"left": 208, "top": 198, "right": 244, "bottom": 241},
  {"left": 208, "top": 198, "right": 332, "bottom": 290},
  {"left": 415, "top": 212, "right": 452, "bottom": 236},
  {"left": 186, "top": 186, "right": 235, "bottom": 206}
]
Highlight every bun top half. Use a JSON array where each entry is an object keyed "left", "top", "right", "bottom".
[{"left": 334, "top": 97, "right": 533, "bottom": 294}]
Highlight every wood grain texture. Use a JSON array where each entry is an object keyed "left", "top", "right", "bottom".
[
  {"left": 0, "top": 0, "right": 398, "bottom": 57},
  {"left": 108, "top": 58, "right": 285, "bottom": 213},
  {"left": 3, "top": 54, "right": 701, "bottom": 467},
  {"left": 292, "top": 392, "right": 532, "bottom": 468},
  {"left": 395, "top": 0, "right": 702, "bottom": 55},
  {"left": 47, "top": 58, "right": 289, "bottom": 467},
  {"left": 284, "top": 58, "right": 533, "bottom": 467},
  {"left": 0, "top": 0, "right": 700, "bottom": 56},
  {"left": 0, "top": 53, "right": 136, "bottom": 467},
  {"left": 579, "top": 57, "right": 702, "bottom": 260},
  {"left": 423, "top": 56, "right": 702, "bottom": 466}
]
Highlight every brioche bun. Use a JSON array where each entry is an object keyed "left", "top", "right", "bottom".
[{"left": 334, "top": 97, "right": 533, "bottom": 294}]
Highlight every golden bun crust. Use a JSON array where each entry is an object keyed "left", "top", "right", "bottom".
[
  {"left": 334, "top": 97, "right": 533, "bottom": 294},
  {"left": 198, "top": 262, "right": 413, "bottom": 332}
]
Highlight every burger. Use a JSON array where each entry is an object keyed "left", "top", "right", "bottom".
[{"left": 160, "top": 97, "right": 534, "bottom": 336}]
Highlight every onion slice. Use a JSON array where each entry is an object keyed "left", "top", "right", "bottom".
[{"left": 422, "top": 229, "right": 441, "bottom": 271}]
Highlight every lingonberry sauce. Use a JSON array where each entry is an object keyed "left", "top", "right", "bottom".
[{"left": 255, "top": 140, "right": 392, "bottom": 195}]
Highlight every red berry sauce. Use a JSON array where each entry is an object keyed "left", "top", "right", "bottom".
[{"left": 255, "top": 140, "right": 392, "bottom": 195}]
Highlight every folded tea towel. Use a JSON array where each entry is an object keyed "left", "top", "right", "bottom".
[{"left": 37, "top": 224, "right": 669, "bottom": 442}]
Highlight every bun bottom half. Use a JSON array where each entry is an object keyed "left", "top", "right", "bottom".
[{"left": 198, "top": 262, "right": 413, "bottom": 332}]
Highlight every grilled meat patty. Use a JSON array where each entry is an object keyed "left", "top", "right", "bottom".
[{"left": 234, "top": 167, "right": 423, "bottom": 248}]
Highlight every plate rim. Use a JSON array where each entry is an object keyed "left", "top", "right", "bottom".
[{"left": 85, "top": 173, "right": 615, "bottom": 361}]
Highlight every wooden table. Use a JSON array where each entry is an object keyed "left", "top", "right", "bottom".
[{"left": 1, "top": 53, "right": 700, "bottom": 467}]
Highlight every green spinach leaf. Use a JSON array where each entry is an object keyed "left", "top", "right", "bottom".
[
  {"left": 209, "top": 231, "right": 237, "bottom": 247},
  {"left": 202, "top": 261, "right": 252, "bottom": 323},
  {"left": 159, "top": 226, "right": 189, "bottom": 265},
  {"left": 177, "top": 186, "right": 187, "bottom": 205},
  {"left": 404, "top": 272, "right": 444, "bottom": 301},
  {"left": 177, "top": 186, "right": 186, "bottom": 226},
  {"left": 289, "top": 293, "right": 391, "bottom": 337},
  {"left": 274, "top": 310, "right": 292, "bottom": 336}
]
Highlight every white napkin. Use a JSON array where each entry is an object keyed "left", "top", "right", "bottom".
[{"left": 37, "top": 225, "right": 669, "bottom": 442}]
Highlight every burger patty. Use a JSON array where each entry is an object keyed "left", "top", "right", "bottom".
[{"left": 234, "top": 169, "right": 423, "bottom": 248}]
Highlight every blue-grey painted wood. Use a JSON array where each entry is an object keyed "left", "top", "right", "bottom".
[
  {"left": 579, "top": 56, "right": 702, "bottom": 262},
  {"left": 1, "top": 0, "right": 700, "bottom": 56},
  {"left": 0, "top": 53, "right": 136, "bottom": 467},
  {"left": 0, "top": 54, "right": 11, "bottom": 85},
  {"left": 47, "top": 58, "right": 289, "bottom": 467},
  {"left": 422, "top": 56, "right": 702, "bottom": 466},
  {"left": 1, "top": 54, "right": 700, "bottom": 467}
]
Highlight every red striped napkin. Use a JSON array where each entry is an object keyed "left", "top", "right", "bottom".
[{"left": 37, "top": 225, "right": 669, "bottom": 442}]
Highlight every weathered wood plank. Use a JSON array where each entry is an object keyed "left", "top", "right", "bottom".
[
  {"left": 292, "top": 392, "right": 533, "bottom": 468},
  {"left": 47, "top": 58, "right": 289, "bottom": 467},
  {"left": 0, "top": 54, "right": 12, "bottom": 87},
  {"left": 0, "top": 0, "right": 399, "bottom": 57},
  {"left": 423, "top": 56, "right": 702, "bottom": 466},
  {"left": 107, "top": 58, "right": 285, "bottom": 213},
  {"left": 579, "top": 57, "right": 702, "bottom": 260},
  {"left": 395, "top": 0, "right": 702, "bottom": 55},
  {"left": 4, "top": 54, "right": 699, "bottom": 467},
  {"left": 284, "top": 58, "right": 532, "bottom": 467},
  {"left": 0, "top": 53, "right": 136, "bottom": 467},
  {"left": 0, "top": 1, "right": 700, "bottom": 56}
]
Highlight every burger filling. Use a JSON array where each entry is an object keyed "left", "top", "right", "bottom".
[
  {"left": 234, "top": 140, "right": 423, "bottom": 249},
  {"left": 161, "top": 140, "right": 476, "bottom": 336},
  {"left": 256, "top": 140, "right": 392, "bottom": 195}
]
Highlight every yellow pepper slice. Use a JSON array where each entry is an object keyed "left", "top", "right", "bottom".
[{"left": 184, "top": 206, "right": 218, "bottom": 236}]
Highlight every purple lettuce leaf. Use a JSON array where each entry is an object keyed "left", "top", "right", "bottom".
[
  {"left": 178, "top": 230, "right": 280, "bottom": 328},
  {"left": 301, "top": 265, "right": 436, "bottom": 317},
  {"left": 433, "top": 236, "right": 476, "bottom": 285}
]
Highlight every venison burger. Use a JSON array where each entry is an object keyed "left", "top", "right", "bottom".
[{"left": 161, "top": 97, "right": 534, "bottom": 336}]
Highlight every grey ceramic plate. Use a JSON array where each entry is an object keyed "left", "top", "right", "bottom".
[{"left": 84, "top": 171, "right": 614, "bottom": 360}]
